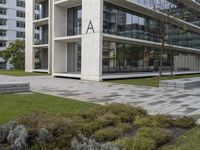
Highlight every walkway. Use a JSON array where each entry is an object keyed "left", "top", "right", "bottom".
[{"left": 1, "top": 75, "right": 200, "bottom": 123}]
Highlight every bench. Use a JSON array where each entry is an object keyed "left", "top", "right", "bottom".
[
  {"left": 159, "top": 78, "right": 200, "bottom": 90},
  {"left": 0, "top": 82, "right": 30, "bottom": 93}
]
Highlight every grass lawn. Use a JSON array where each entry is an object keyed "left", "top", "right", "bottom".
[
  {"left": 161, "top": 127, "right": 200, "bottom": 150},
  {"left": 0, "top": 92, "right": 96, "bottom": 124},
  {"left": 108, "top": 74, "right": 200, "bottom": 87},
  {"left": 0, "top": 70, "right": 48, "bottom": 76}
]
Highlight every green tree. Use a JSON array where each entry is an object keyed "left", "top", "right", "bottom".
[{"left": 0, "top": 40, "right": 25, "bottom": 70}]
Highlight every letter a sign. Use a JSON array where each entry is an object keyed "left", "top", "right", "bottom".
[{"left": 86, "top": 20, "right": 95, "bottom": 34}]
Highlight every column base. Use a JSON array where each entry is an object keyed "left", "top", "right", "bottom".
[{"left": 81, "top": 75, "right": 102, "bottom": 81}]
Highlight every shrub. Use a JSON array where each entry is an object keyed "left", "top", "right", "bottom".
[
  {"left": 113, "top": 137, "right": 135, "bottom": 150},
  {"left": 114, "top": 134, "right": 156, "bottom": 150},
  {"left": 79, "top": 121, "right": 102, "bottom": 136},
  {"left": 135, "top": 127, "right": 172, "bottom": 147},
  {"left": 71, "top": 135, "right": 119, "bottom": 150},
  {"left": 16, "top": 111, "right": 49, "bottom": 130},
  {"left": 113, "top": 126, "right": 172, "bottom": 150},
  {"left": 97, "top": 113, "right": 121, "bottom": 127},
  {"left": 45, "top": 117, "right": 78, "bottom": 149},
  {"left": 17, "top": 112, "right": 79, "bottom": 149},
  {"left": 132, "top": 136, "right": 155, "bottom": 150},
  {"left": 134, "top": 115, "right": 173, "bottom": 128},
  {"left": 117, "top": 123, "right": 132, "bottom": 133},
  {"left": 172, "top": 116, "right": 196, "bottom": 128},
  {"left": 94, "top": 127, "right": 124, "bottom": 142},
  {"left": 80, "top": 103, "right": 147, "bottom": 124},
  {"left": 93, "top": 122, "right": 132, "bottom": 142},
  {"left": 79, "top": 104, "right": 141, "bottom": 139},
  {"left": 106, "top": 103, "right": 147, "bottom": 122},
  {"left": 80, "top": 106, "right": 108, "bottom": 121}
]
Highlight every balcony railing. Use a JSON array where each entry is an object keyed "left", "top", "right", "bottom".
[{"left": 34, "top": 39, "right": 48, "bottom": 45}]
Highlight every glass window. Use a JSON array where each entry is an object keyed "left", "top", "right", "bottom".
[
  {"left": 16, "top": 21, "right": 25, "bottom": 28},
  {"left": 16, "top": 0, "right": 25, "bottom": 8},
  {"left": 103, "top": 1, "right": 200, "bottom": 50},
  {"left": 0, "top": 30, "right": 6, "bottom": 36},
  {"left": 0, "top": 40, "right": 6, "bottom": 47},
  {"left": 0, "top": 8, "right": 6, "bottom": 15},
  {"left": 0, "top": 18, "right": 6, "bottom": 26},
  {"left": 102, "top": 40, "right": 200, "bottom": 73},
  {"left": 16, "top": 11, "right": 25, "bottom": 18},
  {"left": 67, "top": 6, "right": 82, "bottom": 36},
  {"left": 0, "top": 0, "right": 6, "bottom": 4},
  {"left": 16, "top": 31, "right": 25, "bottom": 38}
]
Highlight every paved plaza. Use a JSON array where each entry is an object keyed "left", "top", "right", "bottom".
[{"left": 1, "top": 75, "right": 200, "bottom": 123}]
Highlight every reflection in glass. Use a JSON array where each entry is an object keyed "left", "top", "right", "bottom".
[{"left": 103, "top": 41, "right": 200, "bottom": 73}]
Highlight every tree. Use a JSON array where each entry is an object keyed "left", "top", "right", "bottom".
[
  {"left": 151, "top": 0, "right": 176, "bottom": 77},
  {"left": 0, "top": 40, "right": 25, "bottom": 70}
]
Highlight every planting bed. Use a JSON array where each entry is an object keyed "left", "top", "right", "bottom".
[{"left": 0, "top": 104, "right": 196, "bottom": 150}]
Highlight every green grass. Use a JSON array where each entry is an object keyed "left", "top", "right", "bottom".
[
  {"left": 0, "top": 93, "right": 96, "bottom": 124},
  {"left": 0, "top": 70, "right": 48, "bottom": 76},
  {"left": 108, "top": 74, "right": 200, "bottom": 87},
  {"left": 161, "top": 127, "right": 200, "bottom": 150}
]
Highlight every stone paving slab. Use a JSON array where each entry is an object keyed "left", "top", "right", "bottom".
[{"left": 1, "top": 75, "right": 200, "bottom": 123}]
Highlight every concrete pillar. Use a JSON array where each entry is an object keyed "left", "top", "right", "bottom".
[
  {"left": 48, "top": 0, "right": 53, "bottom": 74},
  {"left": 81, "top": 0, "right": 103, "bottom": 81},
  {"left": 25, "top": 0, "right": 34, "bottom": 72}
]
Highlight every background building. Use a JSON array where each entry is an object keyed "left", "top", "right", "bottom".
[
  {"left": 26, "top": 0, "right": 200, "bottom": 81},
  {"left": 0, "top": 0, "right": 25, "bottom": 69}
]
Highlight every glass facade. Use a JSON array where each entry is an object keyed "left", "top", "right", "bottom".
[
  {"left": 130, "top": 0, "right": 200, "bottom": 26},
  {"left": 34, "top": 48, "right": 48, "bottom": 70},
  {"left": 34, "top": 25, "right": 48, "bottom": 45},
  {"left": 103, "top": 41, "right": 200, "bottom": 73},
  {"left": 67, "top": 6, "right": 82, "bottom": 36},
  {"left": 103, "top": 2, "right": 200, "bottom": 49},
  {"left": 103, "top": 2, "right": 160, "bottom": 42},
  {"left": 35, "top": 0, "right": 49, "bottom": 20},
  {"left": 66, "top": 42, "right": 81, "bottom": 72}
]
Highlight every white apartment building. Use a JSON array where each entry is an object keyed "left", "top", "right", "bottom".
[
  {"left": 0, "top": 0, "right": 25, "bottom": 69},
  {"left": 26, "top": 0, "right": 200, "bottom": 81}
]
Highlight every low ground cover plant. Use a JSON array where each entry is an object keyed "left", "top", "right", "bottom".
[{"left": 0, "top": 103, "right": 196, "bottom": 150}]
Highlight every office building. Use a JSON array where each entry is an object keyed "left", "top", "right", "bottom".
[
  {"left": 26, "top": 0, "right": 200, "bottom": 81},
  {"left": 0, "top": 0, "right": 25, "bottom": 69}
]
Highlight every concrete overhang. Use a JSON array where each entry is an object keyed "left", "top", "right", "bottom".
[
  {"left": 33, "top": 44, "right": 49, "bottom": 48},
  {"left": 35, "top": 0, "right": 46, "bottom": 4},
  {"left": 54, "top": 35, "right": 81, "bottom": 43},
  {"left": 33, "top": 17, "right": 49, "bottom": 26},
  {"left": 106, "top": 0, "right": 200, "bottom": 35},
  {"left": 177, "top": 0, "right": 200, "bottom": 14},
  {"left": 103, "top": 33, "right": 200, "bottom": 54},
  {"left": 33, "top": 69, "right": 49, "bottom": 73},
  {"left": 54, "top": 0, "right": 81, "bottom": 8}
]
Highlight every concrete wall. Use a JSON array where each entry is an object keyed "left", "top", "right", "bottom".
[
  {"left": 54, "top": 41, "right": 67, "bottom": 73},
  {"left": 54, "top": 5, "right": 67, "bottom": 38}
]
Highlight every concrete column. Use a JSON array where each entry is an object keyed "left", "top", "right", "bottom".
[
  {"left": 48, "top": 0, "right": 53, "bottom": 74},
  {"left": 81, "top": 0, "right": 103, "bottom": 81},
  {"left": 25, "top": 0, "right": 34, "bottom": 72}
]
